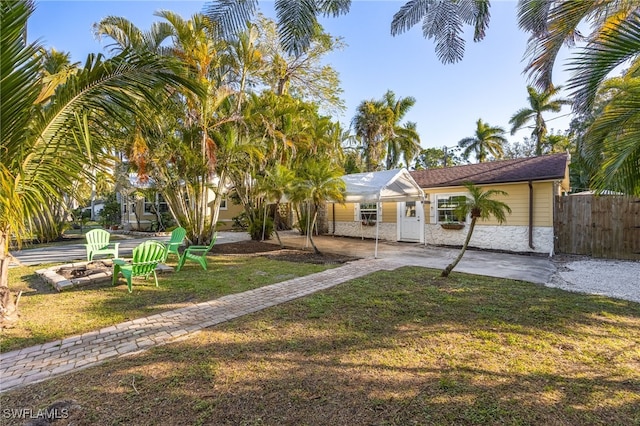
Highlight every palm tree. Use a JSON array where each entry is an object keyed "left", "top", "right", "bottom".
[
  {"left": 509, "top": 85, "right": 570, "bottom": 156},
  {"left": 289, "top": 159, "right": 345, "bottom": 254},
  {"left": 207, "top": 0, "right": 491, "bottom": 64},
  {"left": 518, "top": 1, "right": 639, "bottom": 91},
  {"left": 581, "top": 67, "right": 640, "bottom": 196},
  {"left": 351, "top": 99, "right": 393, "bottom": 171},
  {"left": 254, "top": 15, "right": 345, "bottom": 115},
  {"left": 93, "top": 15, "right": 173, "bottom": 54},
  {"left": 381, "top": 90, "right": 419, "bottom": 169},
  {"left": 458, "top": 119, "right": 507, "bottom": 163},
  {"left": 441, "top": 182, "right": 512, "bottom": 277},
  {"left": 387, "top": 121, "right": 422, "bottom": 169},
  {"left": 1, "top": 0, "right": 192, "bottom": 320},
  {"left": 204, "top": 0, "right": 350, "bottom": 57},
  {"left": 391, "top": 0, "right": 492, "bottom": 64},
  {"left": 257, "top": 164, "right": 295, "bottom": 247},
  {"left": 518, "top": 3, "right": 640, "bottom": 195}
]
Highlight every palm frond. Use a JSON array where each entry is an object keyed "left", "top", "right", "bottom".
[
  {"left": 1, "top": 0, "right": 41, "bottom": 165},
  {"left": 275, "top": 0, "right": 318, "bottom": 57},
  {"left": 567, "top": 9, "right": 640, "bottom": 114},
  {"left": 203, "top": 0, "right": 258, "bottom": 39},
  {"left": 391, "top": 0, "right": 432, "bottom": 36},
  {"left": 317, "top": 0, "right": 351, "bottom": 17},
  {"left": 582, "top": 75, "right": 640, "bottom": 195},
  {"left": 470, "top": 0, "right": 491, "bottom": 42},
  {"left": 93, "top": 16, "right": 145, "bottom": 53},
  {"left": 424, "top": 0, "right": 466, "bottom": 64},
  {"left": 517, "top": 0, "right": 552, "bottom": 35},
  {"left": 521, "top": 0, "right": 594, "bottom": 89}
]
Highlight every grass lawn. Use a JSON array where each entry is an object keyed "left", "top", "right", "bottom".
[
  {"left": 1, "top": 255, "right": 334, "bottom": 353},
  {"left": 1, "top": 266, "right": 639, "bottom": 425}
]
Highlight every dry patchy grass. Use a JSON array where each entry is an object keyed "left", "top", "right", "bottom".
[{"left": 2, "top": 267, "right": 639, "bottom": 425}]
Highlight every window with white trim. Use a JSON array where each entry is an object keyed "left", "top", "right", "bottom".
[
  {"left": 144, "top": 193, "right": 169, "bottom": 213},
  {"left": 436, "top": 194, "right": 467, "bottom": 223},
  {"left": 158, "top": 194, "right": 169, "bottom": 213},
  {"left": 143, "top": 195, "right": 154, "bottom": 213},
  {"left": 358, "top": 203, "right": 378, "bottom": 225},
  {"left": 219, "top": 197, "right": 227, "bottom": 210}
]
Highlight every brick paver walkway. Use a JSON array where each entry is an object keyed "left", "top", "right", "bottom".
[{"left": 0, "top": 258, "right": 399, "bottom": 393}]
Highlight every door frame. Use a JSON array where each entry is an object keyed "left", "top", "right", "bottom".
[{"left": 397, "top": 200, "right": 424, "bottom": 243}]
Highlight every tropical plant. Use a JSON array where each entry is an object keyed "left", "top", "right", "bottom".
[
  {"left": 413, "top": 147, "right": 458, "bottom": 169},
  {"left": 289, "top": 159, "right": 346, "bottom": 254},
  {"left": 254, "top": 14, "right": 345, "bottom": 115},
  {"left": 580, "top": 67, "right": 640, "bottom": 196},
  {"left": 441, "top": 182, "right": 512, "bottom": 278},
  {"left": 458, "top": 119, "right": 507, "bottom": 163},
  {"left": 0, "top": 0, "right": 192, "bottom": 322},
  {"left": 204, "top": 0, "right": 350, "bottom": 57},
  {"left": 566, "top": 11, "right": 640, "bottom": 196},
  {"left": 257, "top": 164, "right": 295, "bottom": 247},
  {"left": 391, "top": 0, "right": 492, "bottom": 64},
  {"left": 518, "top": 0, "right": 639, "bottom": 92},
  {"left": 96, "top": 11, "right": 234, "bottom": 245},
  {"left": 517, "top": 2, "right": 640, "bottom": 194},
  {"left": 509, "top": 85, "right": 571, "bottom": 156},
  {"left": 382, "top": 91, "right": 420, "bottom": 169},
  {"left": 351, "top": 99, "right": 393, "bottom": 172}
]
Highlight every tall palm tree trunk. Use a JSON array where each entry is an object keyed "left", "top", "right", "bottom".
[
  {"left": 441, "top": 218, "right": 477, "bottom": 277},
  {"left": 308, "top": 209, "right": 321, "bottom": 255},
  {"left": 273, "top": 202, "right": 284, "bottom": 248}
]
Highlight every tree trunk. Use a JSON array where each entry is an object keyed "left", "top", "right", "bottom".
[
  {"left": 0, "top": 231, "right": 19, "bottom": 325},
  {"left": 273, "top": 202, "right": 283, "bottom": 248},
  {"left": 0, "top": 231, "right": 10, "bottom": 289},
  {"left": 308, "top": 209, "right": 322, "bottom": 255},
  {"left": 441, "top": 218, "right": 477, "bottom": 278}
]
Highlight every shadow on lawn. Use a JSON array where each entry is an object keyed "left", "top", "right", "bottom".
[{"left": 2, "top": 266, "right": 639, "bottom": 425}]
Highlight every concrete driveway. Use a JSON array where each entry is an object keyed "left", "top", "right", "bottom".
[{"left": 267, "top": 231, "right": 557, "bottom": 285}]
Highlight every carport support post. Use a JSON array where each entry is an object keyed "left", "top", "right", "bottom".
[{"left": 375, "top": 201, "right": 380, "bottom": 258}]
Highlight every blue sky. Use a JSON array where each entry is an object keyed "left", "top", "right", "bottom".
[{"left": 28, "top": 0, "right": 575, "bottom": 151}]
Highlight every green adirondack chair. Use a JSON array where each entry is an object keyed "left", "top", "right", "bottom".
[
  {"left": 176, "top": 233, "right": 217, "bottom": 272},
  {"left": 84, "top": 229, "right": 120, "bottom": 261},
  {"left": 112, "top": 240, "right": 166, "bottom": 293},
  {"left": 164, "top": 227, "right": 186, "bottom": 261}
]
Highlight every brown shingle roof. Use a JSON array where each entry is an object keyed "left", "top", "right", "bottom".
[{"left": 410, "top": 153, "right": 569, "bottom": 188}]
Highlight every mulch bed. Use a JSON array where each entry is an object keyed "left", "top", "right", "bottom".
[{"left": 209, "top": 240, "right": 359, "bottom": 264}]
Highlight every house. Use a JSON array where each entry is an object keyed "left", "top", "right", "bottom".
[
  {"left": 117, "top": 174, "right": 244, "bottom": 231},
  {"left": 327, "top": 153, "right": 570, "bottom": 255}
]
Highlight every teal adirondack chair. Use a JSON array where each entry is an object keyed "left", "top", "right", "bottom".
[
  {"left": 84, "top": 229, "right": 120, "bottom": 261},
  {"left": 112, "top": 240, "right": 166, "bottom": 293},
  {"left": 176, "top": 233, "right": 217, "bottom": 272},
  {"left": 163, "top": 227, "right": 186, "bottom": 261}
]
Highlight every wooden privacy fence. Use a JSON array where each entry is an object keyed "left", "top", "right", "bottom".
[{"left": 554, "top": 195, "right": 640, "bottom": 260}]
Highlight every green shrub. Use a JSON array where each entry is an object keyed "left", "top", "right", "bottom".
[{"left": 248, "top": 217, "right": 273, "bottom": 241}]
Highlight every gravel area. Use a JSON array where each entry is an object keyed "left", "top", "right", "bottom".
[{"left": 547, "top": 256, "right": 640, "bottom": 303}]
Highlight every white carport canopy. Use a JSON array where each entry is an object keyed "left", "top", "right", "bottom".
[{"left": 338, "top": 168, "right": 425, "bottom": 257}]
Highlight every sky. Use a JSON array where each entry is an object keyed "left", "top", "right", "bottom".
[{"left": 28, "top": 0, "right": 576, "bottom": 152}]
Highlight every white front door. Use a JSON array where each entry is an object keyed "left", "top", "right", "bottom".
[{"left": 398, "top": 201, "right": 424, "bottom": 242}]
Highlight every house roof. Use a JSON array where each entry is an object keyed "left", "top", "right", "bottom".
[
  {"left": 341, "top": 168, "right": 425, "bottom": 203},
  {"left": 410, "top": 153, "right": 569, "bottom": 188}
]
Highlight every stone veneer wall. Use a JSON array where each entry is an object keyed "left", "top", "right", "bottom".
[
  {"left": 330, "top": 221, "right": 554, "bottom": 254},
  {"left": 425, "top": 224, "right": 554, "bottom": 254},
  {"left": 330, "top": 221, "right": 397, "bottom": 241}
]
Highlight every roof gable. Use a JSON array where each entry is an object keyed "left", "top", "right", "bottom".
[
  {"left": 410, "top": 153, "right": 569, "bottom": 188},
  {"left": 341, "top": 168, "right": 425, "bottom": 202}
]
